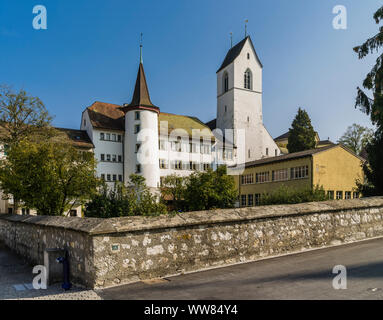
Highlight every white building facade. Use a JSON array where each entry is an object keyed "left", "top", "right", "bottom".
[{"left": 79, "top": 35, "right": 280, "bottom": 190}]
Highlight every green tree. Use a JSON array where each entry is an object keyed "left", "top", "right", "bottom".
[
  {"left": 287, "top": 108, "right": 316, "bottom": 153},
  {"left": 160, "top": 174, "right": 186, "bottom": 211},
  {"left": 337, "top": 123, "right": 374, "bottom": 155},
  {"left": 0, "top": 85, "right": 53, "bottom": 146},
  {"left": 183, "top": 166, "right": 237, "bottom": 211},
  {"left": 0, "top": 85, "right": 55, "bottom": 212},
  {"left": 353, "top": 5, "right": 383, "bottom": 195},
  {"left": 0, "top": 139, "right": 99, "bottom": 215},
  {"left": 85, "top": 174, "right": 167, "bottom": 218}
]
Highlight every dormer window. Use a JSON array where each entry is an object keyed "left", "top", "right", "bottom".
[
  {"left": 223, "top": 72, "right": 229, "bottom": 93},
  {"left": 244, "top": 69, "right": 252, "bottom": 90}
]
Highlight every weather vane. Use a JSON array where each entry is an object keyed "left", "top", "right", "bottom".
[
  {"left": 245, "top": 19, "right": 248, "bottom": 37},
  {"left": 230, "top": 32, "right": 233, "bottom": 48}
]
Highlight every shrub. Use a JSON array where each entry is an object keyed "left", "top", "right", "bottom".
[{"left": 259, "top": 185, "right": 327, "bottom": 206}]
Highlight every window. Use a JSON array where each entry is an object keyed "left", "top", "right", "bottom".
[
  {"left": 255, "top": 194, "right": 261, "bottom": 206},
  {"left": 135, "top": 111, "right": 140, "bottom": 120},
  {"left": 248, "top": 194, "right": 254, "bottom": 206},
  {"left": 266, "top": 148, "right": 269, "bottom": 156},
  {"left": 173, "top": 160, "right": 182, "bottom": 170},
  {"left": 336, "top": 191, "right": 343, "bottom": 200},
  {"left": 118, "top": 175, "right": 123, "bottom": 182},
  {"left": 256, "top": 172, "right": 270, "bottom": 183},
  {"left": 100, "top": 154, "right": 105, "bottom": 161},
  {"left": 353, "top": 192, "right": 359, "bottom": 199},
  {"left": 272, "top": 169, "right": 288, "bottom": 182},
  {"left": 247, "top": 116, "right": 250, "bottom": 123},
  {"left": 106, "top": 133, "right": 110, "bottom": 141},
  {"left": 136, "top": 164, "right": 141, "bottom": 173},
  {"left": 118, "top": 155, "right": 122, "bottom": 162},
  {"left": 101, "top": 174, "right": 105, "bottom": 181},
  {"left": 327, "top": 191, "right": 334, "bottom": 200},
  {"left": 69, "top": 210, "right": 77, "bottom": 217},
  {"left": 275, "top": 149, "right": 278, "bottom": 156},
  {"left": 134, "top": 125, "right": 140, "bottom": 134},
  {"left": 159, "top": 140, "right": 166, "bottom": 150},
  {"left": 225, "top": 105, "right": 227, "bottom": 113},
  {"left": 112, "top": 134, "right": 116, "bottom": 141},
  {"left": 241, "top": 174, "right": 254, "bottom": 185},
  {"left": 201, "top": 144, "right": 211, "bottom": 154},
  {"left": 117, "top": 135, "right": 122, "bottom": 142},
  {"left": 135, "top": 144, "right": 141, "bottom": 153},
  {"left": 248, "top": 149, "right": 251, "bottom": 158},
  {"left": 203, "top": 163, "right": 211, "bottom": 171},
  {"left": 345, "top": 191, "right": 352, "bottom": 200},
  {"left": 244, "top": 69, "right": 252, "bottom": 89},
  {"left": 159, "top": 159, "right": 167, "bottom": 169},
  {"left": 107, "top": 174, "right": 111, "bottom": 181},
  {"left": 241, "top": 195, "right": 247, "bottom": 207},
  {"left": 100, "top": 133, "right": 105, "bottom": 140},
  {"left": 112, "top": 174, "right": 117, "bottom": 182},
  {"left": 247, "top": 53, "right": 250, "bottom": 59},
  {"left": 106, "top": 154, "right": 111, "bottom": 161},
  {"left": 290, "top": 166, "right": 309, "bottom": 180},
  {"left": 191, "top": 143, "right": 198, "bottom": 153},
  {"left": 83, "top": 119, "right": 86, "bottom": 126},
  {"left": 171, "top": 141, "right": 182, "bottom": 152},
  {"left": 223, "top": 72, "right": 229, "bottom": 93},
  {"left": 189, "top": 161, "right": 198, "bottom": 171},
  {"left": 224, "top": 149, "right": 233, "bottom": 160},
  {"left": 112, "top": 154, "right": 117, "bottom": 162}
]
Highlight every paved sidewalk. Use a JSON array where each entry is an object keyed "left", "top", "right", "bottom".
[{"left": 0, "top": 242, "right": 101, "bottom": 300}]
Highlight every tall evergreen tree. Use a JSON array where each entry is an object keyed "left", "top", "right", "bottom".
[
  {"left": 287, "top": 108, "right": 316, "bottom": 153},
  {"left": 354, "top": 5, "right": 383, "bottom": 196}
]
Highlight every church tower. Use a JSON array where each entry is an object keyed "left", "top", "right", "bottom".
[
  {"left": 121, "top": 61, "right": 160, "bottom": 191},
  {"left": 216, "top": 36, "right": 280, "bottom": 162}
]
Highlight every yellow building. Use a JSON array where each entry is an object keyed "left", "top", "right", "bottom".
[{"left": 232, "top": 144, "right": 365, "bottom": 207}]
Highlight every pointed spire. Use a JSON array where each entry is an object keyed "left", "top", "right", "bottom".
[{"left": 127, "top": 63, "right": 156, "bottom": 109}]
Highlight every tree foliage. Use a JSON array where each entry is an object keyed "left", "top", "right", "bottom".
[
  {"left": 354, "top": 5, "right": 383, "bottom": 195},
  {"left": 287, "top": 108, "right": 316, "bottom": 153},
  {"left": 337, "top": 123, "right": 374, "bottom": 155},
  {"left": 0, "top": 139, "right": 99, "bottom": 215},
  {"left": 0, "top": 85, "right": 53, "bottom": 146},
  {"left": 85, "top": 174, "right": 167, "bottom": 218},
  {"left": 182, "top": 166, "right": 237, "bottom": 212},
  {"left": 160, "top": 174, "right": 186, "bottom": 211}
]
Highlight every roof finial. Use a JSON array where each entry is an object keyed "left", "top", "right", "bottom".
[
  {"left": 230, "top": 32, "right": 233, "bottom": 48},
  {"left": 139, "top": 33, "right": 143, "bottom": 64},
  {"left": 245, "top": 19, "right": 248, "bottom": 38}
]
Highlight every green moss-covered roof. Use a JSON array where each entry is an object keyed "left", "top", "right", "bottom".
[{"left": 159, "top": 112, "right": 215, "bottom": 140}]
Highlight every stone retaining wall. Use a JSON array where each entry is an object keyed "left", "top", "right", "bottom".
[{"left": 1, "top": 197, "right": 383, "bottom": 289}]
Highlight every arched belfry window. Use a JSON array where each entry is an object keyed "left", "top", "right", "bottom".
[
  {"left": 244, "top": 69, "right": 252, "bottom": 90},
  {"left": 223, "top": 72, "right": 229, "bottom": 93}
]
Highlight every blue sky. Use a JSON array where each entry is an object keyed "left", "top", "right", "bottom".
[{"left": 0, "top": 0, "right": 381, "bottom": 141}]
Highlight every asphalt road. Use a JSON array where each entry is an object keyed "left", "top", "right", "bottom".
[{"left": 98, "top": 238, "right": 383, "bottom": 300}]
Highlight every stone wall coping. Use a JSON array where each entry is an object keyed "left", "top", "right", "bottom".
[{"left": 1, "top": 197, "right": 383, "bottom": 235}]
